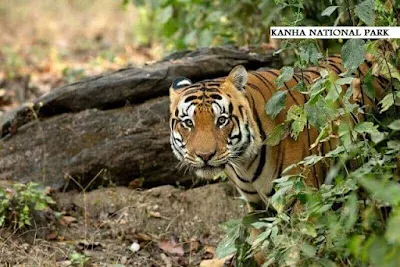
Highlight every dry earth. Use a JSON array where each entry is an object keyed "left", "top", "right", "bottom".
[{"left": 0, "top": 182, "right": 245, "bottom": 266}]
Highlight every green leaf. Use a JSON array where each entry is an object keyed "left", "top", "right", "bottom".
[
  {"left": 265, "top": 91, "right": 287, "bottom": 119},
  {"left": 379, "top": 93, "right": 395, "bottom": 113},
  {"left": 362, "top": 70, "right": 376, "bottom": 100},
  {"left": 321, "top": 6, "right": 340, "bottom": 16},
  {"left": 354, "top": 0, "right": 375, "bottom": 26},
  {"left": 220, "top": 219, "right": 241, "bottom": 233},
  {"left": 286, "top": 105, "right": 307, "bottom": 140},
  {"left": 325, "top": 80, "right": 342, "bottom": 103},
  {"left": 301, "top": 243, "right": 317, "bottom": 257},
  {"left": 376, "top": 61, "right": 400, "bottom": 81},
  {"left": 341, "top": 39, "right": 366, "bottom": 72},
  {"left": 341, "top": 193, "right": 358, "bottom": 230},
  {"left": 305, "top": 97, "right": 336, "bottom": 130},
  {"left": 299, "top": 223, "right": 317, "bottom": 237},
  {"left": 354, "top": 122, "right": 379, "bottom": 134},
  {"left": 216, "top": 236, "right": 237, "bottom": 258},
  {"left": 299, "top": 43, "right": 320, "bottom": 65},
  {"left": 360, "top": 178, "right": 400, "bottom": 205},
  {"left": 252, "top": 229, "right": 272, "bottom": 248},
  {"left": 309, "top": 79, "right": 326, "bottom": 104},
  {"left": 325, "top": 145, "right": 346, "bottom": 157},
  {"left": 276, "top": 67, "right": 294, "bottom": 88},
  {"left": 34, "top": 202, "right": 46, "bottom": 211},
  {"left": 216, "top": 219, "right": 241, "bottom": 259},
  {"left": 299, "top": 155, "right": 324, "bottom": 166},
  {"left": 265, "top": 123, "right": 288, "bottom": 146},
  {"left": 388, "top": 120, "right": 400, "bottom": 131},
  {"left": 251, "top": 221, "right": 270, "bottom": 229},
  {"left": 385, "top": 211, "right": 400, "bottom": 245},
  {"left": 158, "top": 5, "right": 173, "bottom": 24},
  {"left": 335, "top": 77, "right": 354, "bottom": 85}
]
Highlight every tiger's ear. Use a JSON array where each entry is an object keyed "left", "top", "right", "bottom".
[
  {"left": 169, "top": 77, "right": 192, "bottom": 113},
  {"left": 227, "top": 65, "right": 248, "bottom": 90},
  {"left": 171, "top": 77, "right": 192, "bottom": 90}
]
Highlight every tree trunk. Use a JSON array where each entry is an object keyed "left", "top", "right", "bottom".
[{"left": 0, "top": 47, "right": 281, "bottom": 190}]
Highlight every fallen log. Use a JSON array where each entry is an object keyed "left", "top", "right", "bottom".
[{"left": 0, "top": 46, "right": 281, "bottom": 190}]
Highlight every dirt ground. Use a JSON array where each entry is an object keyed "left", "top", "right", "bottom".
[{"left": 0, "top": 183, "right": 245, "bottom": 266}]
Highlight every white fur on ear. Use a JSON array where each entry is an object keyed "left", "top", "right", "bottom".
[
  {"left": 228, "top": 65, "right": 248, "bottom": 90},
  {"left": 171, "top": 77, "right": 192, "bottom": 90}
]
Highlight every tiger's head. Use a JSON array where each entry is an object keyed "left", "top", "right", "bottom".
[{"left": 169, "top": 66, "right": 262, "bottom": 179}]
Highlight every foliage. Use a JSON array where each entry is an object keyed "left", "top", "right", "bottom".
[
  {"left": 0, "top": 182, "right": 54, "bottom": 229},
  {"left": 69, "top": 251, "right": 91, "bottom": 267},
  {"left": 123, "top": 0, "right": 350, "bottom": 50},
  {"left": 217, "top": 0, "right": 400, "bottom": 266}
]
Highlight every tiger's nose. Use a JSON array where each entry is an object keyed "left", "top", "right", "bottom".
[{"left": 196, "top": 151, "right": 216, "bottom": 162}]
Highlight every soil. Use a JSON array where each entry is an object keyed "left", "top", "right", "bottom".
[{"left": 0, "top": 182, "right": 245, "bottom": 266}]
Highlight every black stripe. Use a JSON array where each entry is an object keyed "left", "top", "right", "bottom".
[
  {"left": 229, "top": 164, "right": 251, "bottom": 183},
  {"left": 284, "top": 83, "right": 300, "bottom": 106},
  {"left": 295, "top": 73, "right": 311, "bottom": 84},
  {"left": 182, "top": 103, "right": 195, "bottom": 116},
  {"left": 213, "top": 101, "right": 223, "bottom": 112},
  {"left": 230, "top": 115, "right": 242, "bottom": 140},
  {"left": 247, "top": 83, "right": 267, "bottom": 102},
  {"left": 209, "top": 94, "right": 222, "bottom": 100},
  {"left": 327, "top": 60, "right": 342, "bottom": 73},
  {"left": 264, "top": 69, "right": 279, "bottom": 77},
  {"left": 199, "top": 87, "right": 218, "bottom": 92},
  {"left": 170, "top": 118, "right": 177, "bottom": 130},
  {"left": 238, "top": 105, "right": 245, "bottom": 118},
  {"left": 273, "top": 144, "right": 284, "bottom": 179},
  {"left": 375, "top": 78, "right": 386, "bottom": 89},
  {"left": 183, "top": 88, "right": 200, "bottom": 95},
  {"left": 240, "top": 188, "right": 259, "bottom": 194},
  {"left": 329, "top": 54, "right": 342, "bottom": 59},
  {"left": 252, "top": 72, "right": 275, "bottom": 93},
  {"left": 172, "top": 138, "right": 185, "bottom": 157},
  {"left": 356, "top": 67, "right": 365, "bottom": 78},
  {"left": 302, "top": 74, "right": 313, "bottom": 83},
  {"left": 303, "top": 69, "right": 321, "bottom": 76},
  {"left": 235, "top": 124, "right": 251, "bottom": 158},
  {"left": 251, "top": 144, "right": 266, "bottom": 183},
  {"left": 184, "top": 95, "right": 197, "bottom": 102},
  {"left": 247, "top": 153, "right": 259, "bottom": 170},
  {"left": 249, "top": 95, "right": 266, "bottom": 140},
  {"left": 204, "top": 82, "right": 222, "bottom": 86}
]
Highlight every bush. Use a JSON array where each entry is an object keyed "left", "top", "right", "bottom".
[
  {"left": 0, "top": 182, "right": 55, "bottom": 229},
  {"left": 214, "top": 0, "right": 400, "bottom": 266},
  {"left": 124, "top": 0, "right": 345, "bottom": 50}
]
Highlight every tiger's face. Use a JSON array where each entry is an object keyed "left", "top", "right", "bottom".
[{"left": 169, "top": 66, "right": 262, "bottom": 179}]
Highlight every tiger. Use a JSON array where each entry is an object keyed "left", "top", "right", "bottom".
[
  {"left": 168, "top": 55, "right": 389, "bottom": 265},
  {"left": 169, "top": 55, "right": 387, "bottom": 206}
]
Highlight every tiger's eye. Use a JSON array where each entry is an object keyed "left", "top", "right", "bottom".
[
  {"left": 183, "top": 119, "right": 194, "bottom": 128},
  {"left": 217, "top": 116, "right": 228, "bottom": 127}
]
